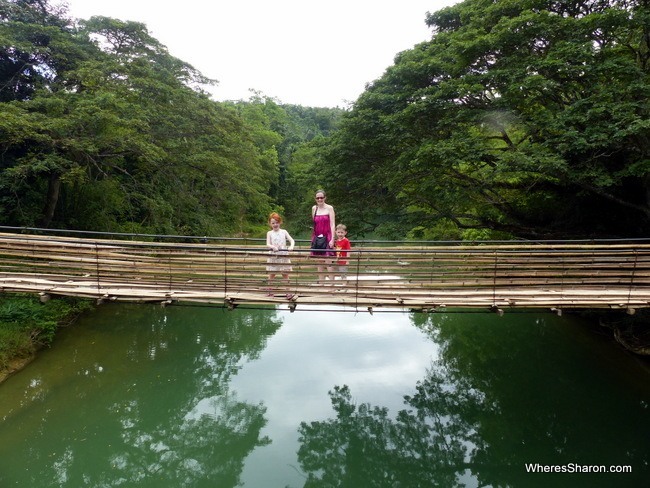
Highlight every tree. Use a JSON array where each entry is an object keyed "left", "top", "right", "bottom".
[
  {"left": 278, "top": 104, "right": 344, "bottom": 231},
  {"left": 321, "top": 0, "right": 650, "bottom": 239},
  {"left": 0, "top": 1, "right": 276, "bottom": 235},
  {"left": 229, "top": 95, "right": 344, "bottom": 235}
]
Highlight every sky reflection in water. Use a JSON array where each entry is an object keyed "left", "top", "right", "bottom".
[{"left": 0, "top": 303, "right": 648, "bottom": 487}]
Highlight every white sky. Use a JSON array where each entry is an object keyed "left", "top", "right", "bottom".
[{"left": 59, "top": 0, "right": 459, "bottom": 108}]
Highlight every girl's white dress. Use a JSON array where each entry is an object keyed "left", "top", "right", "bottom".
[{"left": 267, "top": 229, "right": 292, "bottom": 272}]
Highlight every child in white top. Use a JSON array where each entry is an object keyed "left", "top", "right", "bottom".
[{"left": 265, "top": 212, "right": 295, "bottom": 298}]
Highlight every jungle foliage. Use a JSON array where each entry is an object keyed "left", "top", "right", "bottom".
[
  {"left": 0, "top": 0, "right": 342, "bottom": 237},
  {"left": 2, "top": 0, "right": 649, "bottom": 242},
  {"left": 0, "top": 293, "right": 91, "bottom": 372},
  {"left": 320, "top": 0, "right": 650, "bottom": 239}
]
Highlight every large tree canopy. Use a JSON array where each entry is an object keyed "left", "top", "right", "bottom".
[
  {"left": 0, "top": 0, "right": 344, "bottom": 237},
  {"left": 0, "top": 0, "right": 276, "bottom": 235},
  {"left": 5, "top": 0, "right": 645, "bottom": 240},
  {"left": 322, "top": 0, "right": 650, "bottom": 239}
]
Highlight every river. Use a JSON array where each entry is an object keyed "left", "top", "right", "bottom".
[{"left": 0, "top": 303, "right": 648, "bottom": 487}]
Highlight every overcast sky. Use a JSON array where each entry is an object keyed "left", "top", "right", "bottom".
[{"left": 60, "top": 1, "right": 459, "bottom": 108}]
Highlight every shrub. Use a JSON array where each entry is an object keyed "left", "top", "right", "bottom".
[{"left": 0, "top": 294, "right": 92, "bottom": 372}]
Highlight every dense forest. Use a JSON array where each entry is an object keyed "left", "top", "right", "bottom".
[
  {"left": 0, "top": 0, "right": 342, "bottom": 238},
  {"left": 1, "top": 0, "right": 649, "bottom": 241},
  {"left": 326, "top": 0, "right": 650, "bottom": 239}
]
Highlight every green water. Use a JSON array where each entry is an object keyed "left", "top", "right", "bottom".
[{"left": 0, "top": 304, "right": 648, "bottom": 487}]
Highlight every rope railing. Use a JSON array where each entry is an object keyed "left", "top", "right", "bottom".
[
  {"left": 0, "top": 231, "right": 649, "bottom": 312},
  {"left": 3, "top": 225, "right": 650, "bottom": 246}
]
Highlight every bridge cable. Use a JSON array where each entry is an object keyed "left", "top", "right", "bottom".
[
  {"left": 224, "top": 248, "right": 229, "bottom": 303},
  {"left": 492, "top": 250, "right": 498, "bottom": 308},
  {"left": 354, "top": 249, "right": 361, "bottom": 313},
  {"left": 626, "top": 248, "right": 638, "bottom": 311},
  {"left": 94, "top": 242, "right": 101, "bottom": 298}
]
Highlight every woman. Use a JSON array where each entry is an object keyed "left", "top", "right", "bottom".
[{"left": 311, "top": 189, "right": 336, "bottom": 282}]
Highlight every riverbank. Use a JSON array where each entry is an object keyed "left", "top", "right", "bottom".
[
  {"left": 584, "top": 309, "right": 650, "bottom": 356},
  {"left": 0, "top": 293, "right": 93, "bottom": 384},
  {"left": 0, "top": 355, "right": 35, "bottom": 384}
]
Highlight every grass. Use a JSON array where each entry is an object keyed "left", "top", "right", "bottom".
[{"left": 0, "top": 293, "right": 93, "bottom": 373}]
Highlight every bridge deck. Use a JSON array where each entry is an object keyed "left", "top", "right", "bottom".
[{"left": 1, "top": 232, "right": 649, "bottom": 313}]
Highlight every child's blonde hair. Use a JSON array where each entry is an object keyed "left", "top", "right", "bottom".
[{"left": 336, "top": 224, "right": 347, "bottom": 232}]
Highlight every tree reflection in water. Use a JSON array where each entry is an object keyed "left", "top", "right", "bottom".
[
  {"left": 2, "top": 306, "right": 649, "bottom": 487},
  {"left": 94, "top": 393, "right": 271, "bottom": 487},
  {"left": 297, "top": 376, "right": 481, "bottom": 487},
  {"left": 297, "top": 312, "right": 650, "bottom": 488},
  {"left": 0, "top": 304, "right": 282, "bottom": 487}
]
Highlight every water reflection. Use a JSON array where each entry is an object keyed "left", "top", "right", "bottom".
[
  {"left": 0, "top": 304, "right": 282, "bottom": 487},
  {"left": 296, "top": 312, "right": 650, "bottom": 488},
  {"left": 298, "top": 381, "right": 475, "bottom": 488},
  {"left": 0, "top": 306, "right": 648, "bottom": 488}
]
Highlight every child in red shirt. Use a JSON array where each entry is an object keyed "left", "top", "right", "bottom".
[{"left": 334, "top": 224, "right": 352, "bottom": 280}]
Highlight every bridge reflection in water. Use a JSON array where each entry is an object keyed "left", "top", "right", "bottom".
[{"left": 0, "top": 230, "right": 649, "bottom": 314}]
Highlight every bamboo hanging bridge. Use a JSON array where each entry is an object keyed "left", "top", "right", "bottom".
[{"left": 1, "top": 229, "right": 650, "bottom": 314}]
